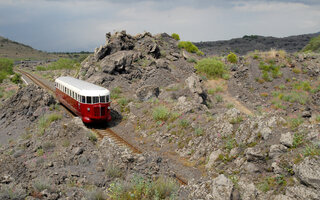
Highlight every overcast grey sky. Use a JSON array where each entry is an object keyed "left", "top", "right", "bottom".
[{"left": 0, "top": 0, "right": 319, "bottom": 52}]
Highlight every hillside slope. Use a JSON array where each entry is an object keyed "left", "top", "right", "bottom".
[
  {"left": 1, "top": 31, "right": 320, "bottom": 199},
  {"left": 0, "top": 36, "right": 59, "bottom": 60},
  {"left": 195, "top": 32, "right": 320, "bottom": 56}
]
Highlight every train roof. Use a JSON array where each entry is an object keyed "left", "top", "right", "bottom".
[{"left": 55, "top": 76, "right": 110, "bottom": 96}]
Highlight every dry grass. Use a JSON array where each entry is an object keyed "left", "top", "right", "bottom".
[{"left": 261, "top": 49, "right": 287, "bottom": 60}]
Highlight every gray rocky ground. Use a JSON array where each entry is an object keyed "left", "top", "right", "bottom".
[
  {"left": 1, "top": 31, "right": 320, "bottom": 199},
  {"left": 195, "top": 32, "right": 320, "bottom": 56}
]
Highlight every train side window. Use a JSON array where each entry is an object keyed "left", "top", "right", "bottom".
[
  {"left": 86, "top": 96, "right": 92, "bottom": 104},
  {"left": 72, "top": 91, "right": 74, "bottom": 99},
  {"left": 100, "top": 96, "right": 106, "bottom": 103},
  {"left": 81, "top": 96, "right": 85, "bottom": 103},
  {"left": 64, "top": 87, "right": 66, "bottom": 93},
  {"left": 93, "top": 96, "right": 99, "bottom": 103},
  {"left": 106, "top": 95, "right": 110, "bottom": 102}
]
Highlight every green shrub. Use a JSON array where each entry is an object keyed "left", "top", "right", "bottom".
[
  {"left": 195, "top": 57, "right": 226, "bottom": 78},
  {"left": 280, "top": 92, "right": 308, "bottom": 105},
  {"left": 0, "top": 71, "right": 7, "bottom": 83},
  {"left": 88, "top": 131, "right": 98, "bottom": 143},
  {"left": 292, "top": 133, "right": 304, "bottom": 148},
  {"left": 32, "top": 179, "right": 52, "bottom": 193},
  {"left": 222, "top": 73, "right": 230, "bottom": 80},
  {"left": 225, "top": 138, "right": 236, "bottom": 151},
  {"left": 47, "top": 113, "right": 62, "bottom": 122},
  {"left": 194, "top": 127, "right": 204, "bottom": 136},
  {"left": 11, "top": 73, "right": 22, "bottom": 84},
  {"left": 262, "top": 71, "right": 271, "bottom": 82},
  {"left": 196, "top": 50, "right": 204, "bottom": 56},
  {"left": 118, "top": 98, "right": 129, "bottom": 107},
  {"left": 153, "top": 106, "right": 170, "bottom": 121},
  {"left": 216, "top": 95, "right": 223, "bottom": 103},
  {"left": 303, "top": 35, "right": 320, "bottom": 53},
  {"left": 0, "top": 58, "right": 13, "bottom": 74},
  {"left": 227, "top": 52, "right": 238, "bottom": 63},
  {"left": 187, "top": 57, "right": 197, "bottom": 63},
  {"left": 37, "top": 148, "right": 44, "bottom": 156},
  {"left": 0, "top": 185, "right": 26, "bottom": 200},
  {"left": 230, "top": 116, "right": 243, "bottom": 124},
  {"left": 178, "top": 41, "right": 203, "bottom": 55},
  {"left": 111, "top": 87, "right": 122, "bottom": 99},
  {"left": 179, "top": 119, "right": 190, "bottom": 128},
  {"left": 0, "top": 58, "right": 14, "bottom": 83},
  {"left": 304, "top": 144, "right": 320, "bottom": 157},
  {"left": 288, "top": 117, "right": 304, "bottom": 129},
  {"left": 292, "top": 67, "right": 301, "bottom": 74},
  {"left": 171, "top": 33, "right": 180, "bottom": 41},
  {"left": 208, "top": 88, "right": 215, "bottom": 95}
]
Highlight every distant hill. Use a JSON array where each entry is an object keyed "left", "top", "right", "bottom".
[
  {"left": 0, "top": 36, "right": 62, "bottom": 60},
  {"left": 195, "top": 32, "right": 320, "bottom": 56},
  {"left": 0, "top": 36, "right": 92, "bottom": 62}
]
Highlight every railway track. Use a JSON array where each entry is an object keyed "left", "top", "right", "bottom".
[{"left": 15, "top": 69, "right": 188, "bottom": 185}]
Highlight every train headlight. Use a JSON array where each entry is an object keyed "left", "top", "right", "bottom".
[
  {"left": 108, "top": 106, "right": 111, "bottom": 110},
  {"left": 87, "top": 108, "right": 90, "bottom": 111}
]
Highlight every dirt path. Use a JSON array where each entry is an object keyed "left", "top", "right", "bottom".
[{"left": 206, "top": 79, "right": 254, "bottom": 116}]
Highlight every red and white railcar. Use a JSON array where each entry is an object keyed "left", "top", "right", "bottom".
[{"left": 55, "top": 77, "right": 111, "bottom": 123}]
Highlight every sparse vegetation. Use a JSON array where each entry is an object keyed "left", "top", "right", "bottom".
[
  {"left": 37, "top": 113, "right": 62, "bottom": 135},
  {"left": 259, "top": 61, "right": 282, "bottom": 82},
  {"left": 288, "top": 117, "right": 304, "bottom": 129},
  {"left": 106, "top": 164, "right": 123, "bottom": 179},
  {"left": 194, "top": 127, "right": 204, "bottom": 136},
  {"left": 292, "top": 133, "right": 304, "bottom": 148},
  {"left": 111, "top": 87, "right": 122, "bottom": 99},
  {"left": 230, "top": 116, "right": 243, "bottom": 124},
  {"left": 195, "top": 57, "right": 226, "bottom": 78},
  {"left": 179, "top": 119, "right": 190, "bottom": 128},
  {"left": 187, "top": 57, "right": 197, "bottom": 63},
  {"left": 0, "top": 185, "right": 26, "bottom": 200},
  {"left": 258, "top": 175, "right": 287, "bottom": 193},
  {"left": 153, "top": 106, "right": 170, "bottom": 121},
  {"left": 32, "top": 178, "right": 52, "bottom": 193},
  {"left": 215, "top": 95, "right": 223, "bottom": 103},
  {"left": 118, "top": 97, "right": 129, "bottom": 107},
  {"left": 86, "top": 188, "right": 107, "bottom": 200},
  {"left": 303, "top": 144, "right": 320, "bottom": 157},
  {"left": 36, "top": 58, "right": 79, "bottom": 71},
  {"left": 107, "top": 176, "right": 178, "bottom": 200},
  {"left": 303, "top": 35, "right": 320, "bottom": 53}
]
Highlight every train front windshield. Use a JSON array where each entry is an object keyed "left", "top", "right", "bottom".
[{"left": 82, "top": 95, "right": 110, "bottom": 104}]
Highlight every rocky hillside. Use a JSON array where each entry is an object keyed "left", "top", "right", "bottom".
[
  {"left": 1, "top": 31, "right": 320, "bottom": 199},
  {"left": 195, "top": 32, "right": 320, "bottom": 56},
  {"left": 0, "top": 36, "right": 59, "bottom": 60}
]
